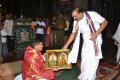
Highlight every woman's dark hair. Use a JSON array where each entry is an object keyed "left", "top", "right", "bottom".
[
  {"left": 31, "top": 40, "right": 43, "bottom": 48},
  {"left": 72, "top": 7, "right": 84, "bottom": 13}
]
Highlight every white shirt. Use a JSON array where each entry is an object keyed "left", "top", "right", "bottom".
[
  {"left": 72, "top": 11, "right": 105, "bottom": 45},
  {"left": 36, "top": 21, "right": 46, "bottom": 34},
  {"left": 4, "top": 19, "right": 14, "bottom": 36},
  {"left": 1, "top": 29, "right": 7, "bottom": 43}
]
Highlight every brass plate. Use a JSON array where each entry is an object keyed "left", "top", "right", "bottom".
[{"left": 45, "top": 49, "right": 71, "bottom": 69}]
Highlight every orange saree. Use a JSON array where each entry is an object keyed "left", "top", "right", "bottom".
[{"left": 22, "top": 46, "right": 54, "bottom": 80}]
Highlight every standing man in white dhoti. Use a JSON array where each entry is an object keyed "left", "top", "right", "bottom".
[
  {"left": 113, "top": 23, "right": 120, "bottom": 69},
  {"left": 63, "top": 8, "right": 108, "bottom": 80}
]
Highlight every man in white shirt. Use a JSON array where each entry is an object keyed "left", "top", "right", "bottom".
[
  {"left": 63, "top": 8, "right": 107, "bottom": 80},
  {"left": 4, "top": 14, "right": 14, "bottom": 53},
  {"left": 35, "top": 17, "right": 46, "bottom": 44},
  {"left": 0, "top": 21, "right": 8, "bottom": 60}
]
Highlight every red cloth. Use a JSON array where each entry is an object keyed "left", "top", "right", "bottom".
[
  {"left": 22, "top": 46, "right": 54, "bottom": 80},
  {"left": 44, "top": 22, "right": 49, "bottom": 34},
  {"left": 45, "top": 34, "right": 50, "bottom": 47}
]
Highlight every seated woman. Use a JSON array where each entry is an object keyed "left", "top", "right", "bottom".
[{"left": 22, "top": 40, "right": 58, "bottom": 80}]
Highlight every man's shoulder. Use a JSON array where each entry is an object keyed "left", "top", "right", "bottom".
[
  {"left": 25, "top": 46, "right": 33, "bottom": 53},
  {"left": 87, "top": 11, "right": 97, "bottom": 15},
  {"left": 86, "top": 11, "right": 101, "bottom": 19}
]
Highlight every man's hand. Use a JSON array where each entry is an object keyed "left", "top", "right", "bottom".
[
  {"left": 90, "top": 33, "right": 98, "bottom": 41},
  {"left": 62, "top": 45, "right": 68, "bottom": 50}
]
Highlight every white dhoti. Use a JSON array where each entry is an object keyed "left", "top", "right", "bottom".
[
  {"left": 78, "top": 43, "right": 102, "bottom": 80},
  {"left": 68, "top": 33, "right": 102, "bottom": 80}
]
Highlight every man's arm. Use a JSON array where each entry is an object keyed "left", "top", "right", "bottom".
[
  {"left": 63, "top": 20, "right": 78, "bottom": 49},
  {"left": 90, "top": 20, "right": 108, "bottom": 41},
  {"left": 96, "top": 20, "right": 108, "bottom": 35},
  {"left": 63, "top": 32, "right": 76, "bottom": 49}
]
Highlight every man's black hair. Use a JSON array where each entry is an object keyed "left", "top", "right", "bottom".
[
  {"left": 31, "top": 40, "right": 43, "bottom": 48},
  {"left": 72, "top": 7, "right": 84, "bottom": 13}
]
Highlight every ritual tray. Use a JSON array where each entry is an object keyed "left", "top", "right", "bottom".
[{"left": 45, "top": 49, "right": 71, "bottom": 69}]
